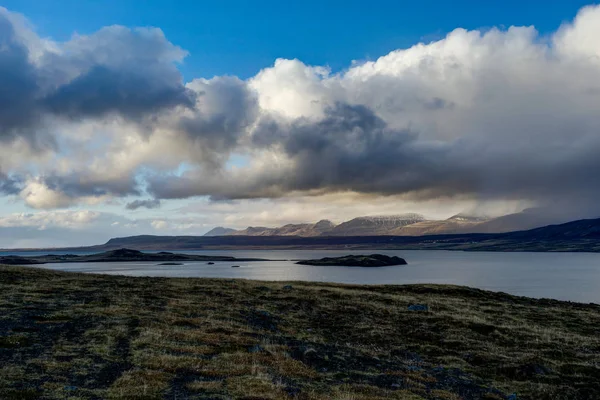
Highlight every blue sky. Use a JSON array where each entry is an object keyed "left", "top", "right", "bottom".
[{"left": 3, "top": 0, "right": 592, "bottom": 79}]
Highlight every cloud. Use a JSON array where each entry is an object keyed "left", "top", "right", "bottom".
[
  {"left": 0, "top": 210, "right": 100, "bottom": 229},
  {"left": 0, "top": 173, "right": 21, "bottom": 195},
  {"left": 146, "top": 5, "right": 600, "bottom": 218},
  {"left": 2, "top": 4, "right": 600, "bottom": 221},
  {"left": 0, "top": 8, "right": 193, "bottom": 147},
  {"left": 151, "top": 220, "right": 169, "bottom": 230},
  {"left": 126, "top": 199, "right": 161, "bottom": 210}
]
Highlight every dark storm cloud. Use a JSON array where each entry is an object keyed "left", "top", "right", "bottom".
[
  {"left": 126, "top": 199, "right": 161, "bottom": 210},
  {"left": 147, "top": 98, "right": 600, "bottom": 221},
  {"left": 0, "top": 15, "right": 40, "bottom": 141},
  {"left": 42, "top": 174, "right": 141, "bottom": 198},
  {"left": 0, "top": 11, "right": 193, "bottom": 145},
  {"left": 43, "top": 66, "right": 194, "bottom": 121},
  {"left": 147, "top": 103, "right": 477, "bottom": 200}
]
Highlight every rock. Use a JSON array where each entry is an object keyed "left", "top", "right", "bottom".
[
  {"left": 407, "top": 304, "right": 429, "bottom": 312},
  {"left": 248, "top": 345, "right": 263, "bottom": 353},
  {"left": 231, "top": 265, "right": 240, "bottom": 268},
  {"left": 207, "top": 262, "right": 215, "bottom": 265},
  {"left": 285, "top": 386, "right": 301, "bottom": 397},
  {"left": 296, "top": 254, "right": 407, "bottom": 267},
  {"left": 283, "top": 285, "right": 293, "bottom": 290},
  {"left": 303, "top": 348, "right": 319, "bottom": 363}
]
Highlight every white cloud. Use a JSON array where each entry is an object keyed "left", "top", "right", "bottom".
[
  {"left": 151, "top": 220, "right": 169, "bottom": 230},
  {"left": 0, "top": 210, "right": 100, "bottom": 229},
  {"left": 19, "top": 180, "right": 73, "bottom": 209}
]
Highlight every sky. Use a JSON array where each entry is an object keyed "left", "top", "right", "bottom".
[{"left": 0, "top": 1, "right": 599, "bottom": 247}]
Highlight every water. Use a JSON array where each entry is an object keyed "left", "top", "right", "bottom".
[{"left": 9, "top": 249, "right": 600, "bottom": 304}]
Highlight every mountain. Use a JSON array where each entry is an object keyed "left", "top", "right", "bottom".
[
  {"left": 204, "top": 227, "right": 238, "bottom": 236},
  {"left": 468, "top": 209, "right": 567, "bottom": 234},
  {"left": 505, "top": 217, "right": 600, "bottom": 240},
  {"left": 326, "top": 214, "right": 425, "bottom": 236},
  {"left": 391, "top": 213, "right": 490, "bottom": 236},
  {"left": 202, "top": 210, "right": 572, "bottom": 238},
  {"left": 230, "top": 220, "right": 336, "bottom": 237}
]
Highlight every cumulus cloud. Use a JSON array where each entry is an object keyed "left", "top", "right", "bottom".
[
  {"left": 0, "top": 210, "right": 100, "bottom": 229},
  {"left": 126, "top": 199, "right": 161, "bottom": 210},
  {"left": 0, "top": 7, "right": 193, "bottom": 146},
  {"left": 151, "top": 220, "right": 169, "bottom": 230},
  {"left": 2, "top": 4, "right": 600, "bottom": 221}
]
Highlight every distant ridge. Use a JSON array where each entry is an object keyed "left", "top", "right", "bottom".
[
  {"left": 326, "top": 214, "right": 425, "bottom": 236},
  {"left": 67, "top": 216, "right": 600, "bottom": 253},
  {"left": 202, "top": 209, "right": 583, "bottom": 237},
  {"left": 204, "top": 227, "right": 237, "bottom": 236},
  {"left": 229, "top": 220, "right": 336, "bottom": 237}
]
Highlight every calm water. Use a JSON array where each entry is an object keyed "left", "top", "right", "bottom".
[{"left": 8, "top": 250, "right": 600, "bottom": 304}]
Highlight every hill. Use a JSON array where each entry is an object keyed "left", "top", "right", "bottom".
[
  {"left": 204, "top": 227, "right": 238, "bottom": 236},
  {"left": 325, "top": 214, "right": 425, "bottom": 236},
  {"left": 229, "top": 220, "right": 336, "bottom": 237}
]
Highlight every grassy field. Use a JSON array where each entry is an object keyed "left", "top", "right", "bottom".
[{"left": 1, "top": 265, "right": 599, "bottom": 400}]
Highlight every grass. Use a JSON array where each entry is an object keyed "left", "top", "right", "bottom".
[{"left": 0, "top": 265, "right": 599, "bottom": 399}]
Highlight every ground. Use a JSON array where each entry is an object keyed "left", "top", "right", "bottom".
[{"left": 0, "top": 265, "right": 599, "bottom": 400}]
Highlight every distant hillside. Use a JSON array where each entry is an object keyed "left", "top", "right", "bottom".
[
  {"left": 84, "top": 216, "right": 600, "bottom": 253},
  {"left": 391, "top": 214, "right": 490, "bottom": 236},
  {"left": 467, "top": 209, "right": 564, "bottom": 234},
  {"left": 323, "top": 214, "right": 425, "bottom": 236},
  {"left": 229, "top": 220, "right": 336, "bottom": 237},
  {"left": 202, "top": 210, "right": 568, "bottom": 238},
  {"left": 204, "top": 227, "right": 238, "bottom": 236},
  {"left": 506, "top": 218, "right": 600, "bottom": 240}
]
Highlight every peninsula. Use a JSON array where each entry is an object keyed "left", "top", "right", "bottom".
[{"left": 0, "top": 248, "right": 269, "bottom": 265}]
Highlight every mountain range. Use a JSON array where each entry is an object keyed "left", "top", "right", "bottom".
[
  {"left": 58, "top": 216, "right": 600, "bottom": 253},
  {"left": 204, "top": 209, "right": 566, "bottom": 237}
]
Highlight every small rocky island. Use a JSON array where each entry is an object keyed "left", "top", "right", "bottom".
[
  {"left": 0, "top": 248, "right": 268, "bottom": 265},
  {"left": 296, "top": 254, "right": 407, "bottom": 267}
]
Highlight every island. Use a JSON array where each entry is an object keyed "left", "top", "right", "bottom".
[
  {"left": 0, "top": 248, "right": 268, "bottom": 265},
  {"left": 296, "top": 254, "right": 407, "bottom": 267}
]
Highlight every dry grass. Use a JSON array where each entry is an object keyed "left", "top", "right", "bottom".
[{"left": 0, "top": 265, "right": 599, "bottom": 399}]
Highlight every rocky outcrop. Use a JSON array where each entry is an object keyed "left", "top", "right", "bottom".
[
  {"left": 0, "top": 249, "right": 268, "bottom": 265},
  {"left": 296, "top": 254, "right": 407, "bottom": 267}
]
